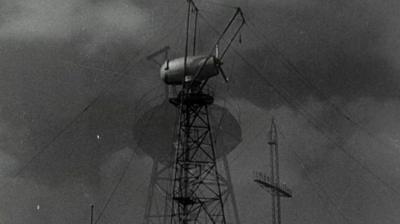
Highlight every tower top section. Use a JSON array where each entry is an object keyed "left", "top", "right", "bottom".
[
  {"left": 159, "top": 1, "right": 245, "bottom": 93},
  {"left": 268, "top": 118, "right": 278, "bottom": 145}
]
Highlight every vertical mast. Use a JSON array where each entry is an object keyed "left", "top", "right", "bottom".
[
  {"left": 269, "top": 122, "right": 276, "bottom": 224},
  {"left": 165, "top": 1, "right": 245, "bottom": 223},
  {"left": 90, "top": 204, "right": 94, "bottom": 224},
  {"left": 269, "top": 119, "right": 282, "bottom": 224},
  {"left": 254, "top": 118, "right": 292, "bottom": 224}
]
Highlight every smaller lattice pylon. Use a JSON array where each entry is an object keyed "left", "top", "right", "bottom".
[{"left": 254, "top": 118, "right": 292, "bottom": 224}]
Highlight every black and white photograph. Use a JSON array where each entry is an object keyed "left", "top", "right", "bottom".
[{"left": 0, "top": 0, "right": 399, "bottom": 223}]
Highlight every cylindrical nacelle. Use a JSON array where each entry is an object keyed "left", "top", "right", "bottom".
[{"left": 160, "top": 55, "right": 220, "bottom": 85}]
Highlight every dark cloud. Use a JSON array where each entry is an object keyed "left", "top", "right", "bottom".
[{"left": 1, "top": 0, "right": 400, "bottom": 223}]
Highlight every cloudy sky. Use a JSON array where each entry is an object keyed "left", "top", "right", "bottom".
[{"left": 1, "top": 0, "right": 400, "bottom": 223}]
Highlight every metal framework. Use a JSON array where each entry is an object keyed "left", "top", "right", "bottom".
[
  {"left": 141, "top": 95, "right": 242, "bottom": 224},
  {"left": 254, "top": 119, "right": 292, "bottom": 224},
  {"left": 169, "top": 92, "right": 226, "bottom": 224},
  {"left": 145, "top": 1, "right": 246, "bottom": 223},
  {"left": 144, "top": 159, "right": 174, "bottom": 224},
  {"left": 144, "top": 156, "right": 241, "bottom": 224}
]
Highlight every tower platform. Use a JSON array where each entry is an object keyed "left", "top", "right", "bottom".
[{"left": 169, "top": 92, "right": 214, "bottom": 106}]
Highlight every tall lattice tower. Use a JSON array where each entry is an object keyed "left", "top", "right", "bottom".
[
  {"left": 135, "top": 102, "right": 241, "bottom": 224},
  {"left": 169, "top": 91, "right": 226, "bottom": 223},
  {"left": 254, "top": 119, "right": 292, "bottom": 224},
  {"left": 136, "top": 98, "right": 242, "bottom": 224},
  {"left": 154, "top": 1, "right": 245, "bottom": 222}
]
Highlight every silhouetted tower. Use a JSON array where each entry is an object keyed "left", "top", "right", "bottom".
[
  {"left": 254, "top": 119, "right": 292, "bottom": 224},
  {"left": 152, "top": 1, "right": 245, "bottom": 222},
  {"left": 138, "top": 101, "right": 242, "bottom": 224},
  {"left": 169, "top": 90, "right": 227, "bottom": 223},
  {"left": 141, "top": 43, "right": 242, "bottom": 224}
]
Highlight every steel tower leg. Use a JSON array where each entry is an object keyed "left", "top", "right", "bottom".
[
  {"left": 143, "top": 138, "right": 240, "bottom": 224},
  {"left": 222, "top": 156, "right": 241, "bottom": 224},
  {"left": 170, "top": 92, "right": 227, "bottom": 224},
  {"left": 144, "top": 161, "right": 158, "bottom": 224},
  {"left": 144, "top": 151, "right": 241, "bottom": 224},
  {"left": 144, "top": 159, "right": 174, "bottom": 224}
]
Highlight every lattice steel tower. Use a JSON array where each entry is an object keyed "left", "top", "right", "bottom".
[
  {"left": 155, "top": 1, "right": 245, "bottom": 223},
  {"left": 169, "top": 91, "right": 226, "bottom": 223}
]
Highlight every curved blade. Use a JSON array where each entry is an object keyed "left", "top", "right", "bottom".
[{"left": 219, "top": 66, "right": 229, "bottom": 83}]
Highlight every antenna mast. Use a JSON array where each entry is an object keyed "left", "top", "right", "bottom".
[{"left": 254, "top": 119, "right": 292, "bottom": 224}]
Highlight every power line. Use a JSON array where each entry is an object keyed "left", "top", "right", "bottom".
[
  {"left": 200, "top": 10, "right": 400, "bottom": 198},
  {"left": 276, "top": 125, "right": 351, "bottom": 224},
  {"left": 200, "top": 12, "right": 400, "bottom": 211},
  {"left": 245, "top": 16, "right": 400, "bottom": 162},
  {"left": 0, "top": 6, "right": 187, "bottom": 192},
  {"left": 95, "top": 65, "right": 182, "bottom": 222},
  {"left": 96, "top": 82, "right": 169, "bottom": 223},
  {"left": 93, "top": 14, "right": 191, "bottom": 221},
  {"left": 280, "top": 126, "right": 398, "bottom": 224},
  {"left": 231, "top": 46, "right": 400, "bottom": 197},
  {"left": 274, "top": 132, "right": 340, "bottom": 224},
  {"left": 291, "top": 146, "right": 353, "bottom": 224},
  {"left": 239, "top": 19, "right": 400, "bottom": 198},
  {"left": 93, "top": 152, "right": 137, "bottom": 224},
  {"left": 197, "top": 4, "right": 400, "bottom": 223}
]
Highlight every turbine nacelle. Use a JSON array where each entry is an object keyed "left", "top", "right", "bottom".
[{"left": 160, "top": 55, "right": 224, "bottom": 85}]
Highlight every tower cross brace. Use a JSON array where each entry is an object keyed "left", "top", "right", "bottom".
[{"left": 169, "top": 92, "right": 227, "bottom": 224}]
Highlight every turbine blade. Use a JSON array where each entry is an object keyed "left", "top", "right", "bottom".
[{"left": 219, "top": 66, "right": 229, "bottom": 83}]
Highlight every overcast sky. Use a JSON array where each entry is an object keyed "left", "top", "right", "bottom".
[{"left": 1, "top": 0, "right": 400, "bottom": 223}]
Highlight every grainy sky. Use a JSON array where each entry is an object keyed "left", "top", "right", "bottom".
[{"left": 1, "top": 0, "right": 400, "bottom": 223}]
